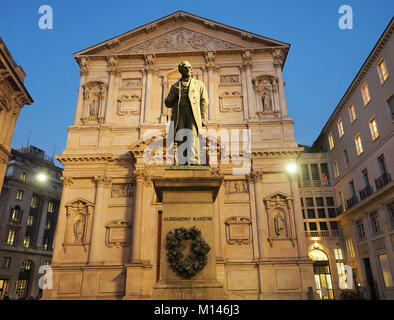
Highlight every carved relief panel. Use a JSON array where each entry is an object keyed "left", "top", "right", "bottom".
[
  {"left": 117, "top": 75, "right": 142, "bottom": 116},
  {"left": 253, "top": 75, "right": 279, "bottom": 118},
  {"left": 218, "top": 68, "right": 243, "bottom": 114},
  {"left": 225, "top": 180, "right": 249, "bottom": 194},
  {"left": 105, "top": 220, "right": 131, "bottom": 248},
  {"left": 225, "top": 216, "right": 252, "bottom": 245},
  {"left": 264, "top": 192, "right": 295, "bottom": 247},
  {"left": 63, "top": 198, "right": 94, "bottom": 251},
  {"left": 81, "top": 81, "right": 107, "bottom": 124}
]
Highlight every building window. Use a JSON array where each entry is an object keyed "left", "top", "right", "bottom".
[
  {"left": 388, "top": 95, "right": 394, "bottom": 120},
  {"left": 6, "top": 229, "right": 17, "bottom": 246},
  {"left": 43, "top": 238, "right": 50, "bottom": 250},
  {"left": 361, "top": 82, "right": 371, "bottom": 105},
  {"left": 306, "top": 197, "right": 314, "bottom": 207},
  {"left": 20, "top": 260, "right": 32, "bottom": 272},
  {"left": 333, "top": 160, "right": 340, "bottom": 178},
  {"left": 369, "top": 117, "right": 379, "bottom": 140},
  {"left": 31, "top": 196, "right": 38, "bottom": 209},
  {"left": 337, "top": 118, "right": 344, "bottom": 138},
  {"left": 377, "top": 58, "right": 389, "bottom": 84},
  {"left": 389, "top": 205, "right": 394, "bottom": 228},
  {"left": 10, "top": 206, "right": 21, "bottom": 223},
  {"left": 3, "top": 257, "right": 11, "bottom": 269},
  {"left": 326, "top": 197, "right": 335, "bottom": 207},
  {"left": 348, "top": 103, "right": 356, "bottom": 123},
  {"left": 45, "top": 220, "right": 51, "bottom": 230},
  {"left": 301, "top": 164, "right": 310, "bottom": 180},
  {"left": 378, "top": 254, "right": 394, "bottom": 288},
  {"left": 320, "top": 222, "right": 328, "bottom": 230},
  {"left": 336, "top": 262, "right": 349, "bottom": 289},
  {"left": 44, "top": 261, "right": 51, "bottom": 266},
  {"left": 0, "top": 279, "right": 9, "bottom": 296},
  {"left": 370, "top": 213, "right": 381, "bottom": 234},
  {"left": 16, "top": 190, "right": 24, "bottom": 201},
  {"left": 316, "top": 197, "right": 324, "bottom": 207},
  {"left": 23, "top": 236, "right": 31, "bottom": 248},
  {"left": 354, "top": 134, "right": 363, "bottom": 155},
  {"left": 328, "top": 132, "right": 335, "bottom": 150},
  {"left": 328, "top": 208, "right": 337, "bottom": 218},
  {"left": 318, "top": 208, "right": 326, "bottom": 218},
  {"left": 345, "top": 236, "right": 355, "bottom": 259},
  {"left": 307, "top": 209, "right": 316, "bottom": 219},
  {"left": 309, "top": 222, "right": 317, "bottom": 231},
  {"left": 330, "top": 221, "right": 339, "bottom": 230},
  {"left": 378, "top": 154, "right": 388, "bottom": 175},
  {"left": 20, "top": 173, "right": 27, "bottom": 181},
  {"left": 356, "top": 221, "right": 366, "bottom": 240},
  {"left": 15, "top": 280, "right": 28, "bottom": 299},
  {"left": 48, "top": 201, "right": 54, "bottom": 213},
  {"left": 343, "top": 149, "right": 350, "bottom": 166},
  {"left": 27, "top": 215, "right": 34, "bottom": 227}
]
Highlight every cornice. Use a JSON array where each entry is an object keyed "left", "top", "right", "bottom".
[{"left": 56, "top": 154, "right": 114, "bottom": 164}]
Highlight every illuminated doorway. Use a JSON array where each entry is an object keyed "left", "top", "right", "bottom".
[{"left": 309, "top": 249, "right": 334, "bottom": 300}]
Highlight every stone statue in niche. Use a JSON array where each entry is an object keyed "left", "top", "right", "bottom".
[
  {"left": 73, "top": 216, "right": 85, "bottom": 241},
  {"left": 261, "top": 91, "right": 272, "bottom": 111},
  {"left": 273, "top": 210, "right": 285, "bottom": 237},
  {"left": 89, "top": 97, "right": 99, "bottom": 117}
]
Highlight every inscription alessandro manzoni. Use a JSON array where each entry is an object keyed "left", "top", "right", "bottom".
[{"left": 164, "top": 216, "right": 212, "bottom": 222}]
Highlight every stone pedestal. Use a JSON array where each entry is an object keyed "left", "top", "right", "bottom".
[{"left": 151, "top": 166, "right": 226, "bottom": 300}]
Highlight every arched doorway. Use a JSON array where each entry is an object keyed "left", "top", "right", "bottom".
[{"left": 309, "top": 249, "right": 334, "bottom": 300}]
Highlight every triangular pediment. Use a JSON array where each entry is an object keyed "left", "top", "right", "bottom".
[
  {"left": 121, "top": 26, "right": 244, "bottom": 54},
  {"left": 74, "top": 11, "right": 289, "bottom": 56}
]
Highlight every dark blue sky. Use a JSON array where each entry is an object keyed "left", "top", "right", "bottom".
[{"left": 1, "top": 0, "right": 393, "bottom": 165}]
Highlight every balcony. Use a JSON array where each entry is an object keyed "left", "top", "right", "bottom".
[
  {"left": 305, "top": 230, "right": 342, "bottom": 238},
  {"left": 375, "top": 173, "right": 392, "bottom": 190},
  {"left": 359, "top": 185, "right": 373, "bottom": 201},
  {"left": 346, "top": 195, "right": 359, "bottom": 210},
  {"left": 298, "top": 179, "right": 332, "bottom": 188}
]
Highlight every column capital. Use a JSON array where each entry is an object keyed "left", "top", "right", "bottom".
[
  {"left": 205, "top": 51, "right": 218, "bottom": 70},
  {"left": 106, "top": 56, "right": 121, "bottom": 77},
  {"left": 242, "top": 49, "right": 253, "bottom": 68},
  {"left": 144, "top": 54, "right": 158, "bottom": 75},
  {"left": 78, "top": 57, "right": 90, "bottom": 76},
  {"left": 272, "top": 48, "right": 285, "bottom": 69},
  {"left": 133, "top": 169, "right": 151, "bottom": 185},
  {"left": 249, "top": 170, "right": 263, "bottom": 183},
  {"left": 61, "top": 176, "right": 74, "bottom": 187},
  {"left": 94, "top": 175, "right": 112, "bottom": 187}
]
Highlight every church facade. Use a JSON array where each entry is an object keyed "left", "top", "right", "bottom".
[{"left": 43, "top": 11, "right": 316, "bottom": 300}]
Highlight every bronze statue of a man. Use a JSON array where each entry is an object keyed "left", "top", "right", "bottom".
[{"left": 165, "top": 61, "right": 209, "bottom": 165}]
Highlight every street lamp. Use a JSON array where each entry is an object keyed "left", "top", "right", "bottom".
[
  {"left": 286, "top": 163, "right": 297, "bottom": 174},
  {"left": 36, "top": 173, "right": 48, "bottom": 183}
]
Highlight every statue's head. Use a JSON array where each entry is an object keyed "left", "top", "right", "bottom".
[{"left": 178, "top": 61, "right": 192, "bottom": 77}]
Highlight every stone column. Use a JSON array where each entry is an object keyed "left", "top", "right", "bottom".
[
  {"left": 73, "top": 58, "right": 89, "bottom": 125},
  {"left": 251, "top": 171, "right": 267, "bottom": 259},
  {"left": 5, "top": 109, "right": 20, "bottom": 146},
  {"left": 288, "top": 173, "right": 308, "bottom": 259},
  {"left": 205, "top": 51, "right": 216, "bottom": 121},
  {"left": 272, "top": 49, "right": 288, "bottom": 118},
  {"left": 51, "top": 177, "right": 73, "bottom": 263},
  {"left": 36, "top": 197, "right": 49, "bottom": 248},
  {"left": 143, "top": 54, "right": 157, "bottom": 123},
  {"left": 88, "top": 175, "right": 111, "bottom": 264},
  {"left": 242, "top": 50, "right": 256, "bottom": 120},
  {"left": 129, "top": 169, "right": 147, "bottom": 264},
  {"left": 104, "top": 56, "right": 120, "bottom": 125}
]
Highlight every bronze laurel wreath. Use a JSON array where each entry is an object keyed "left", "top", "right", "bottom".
[{"left": 165, "top": 226, "right": 210, "bottom": 278}]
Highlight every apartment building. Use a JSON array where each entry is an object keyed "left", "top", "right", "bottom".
[
  {"left": 0, "top": 145, "right": 62, "bottom": 299},
  {"left": 311, "top": 17, "right": 394, "bottom": 300}
]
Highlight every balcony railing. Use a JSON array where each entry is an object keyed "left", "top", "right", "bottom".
[
  {"left": 305, "top": 230, "right": 342, "bottom": 238},
  {"left": 359, "top": 185, "right": 373, "bottom": 201},
  {"left": 375, "top": 173, "right": 392, "bottom": 190},
  {"left": 298, "top": 179, "right": 332, "bottom": 188},
  {"left": 346, "top": 195, "right": 359, "bottom": 210}
]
